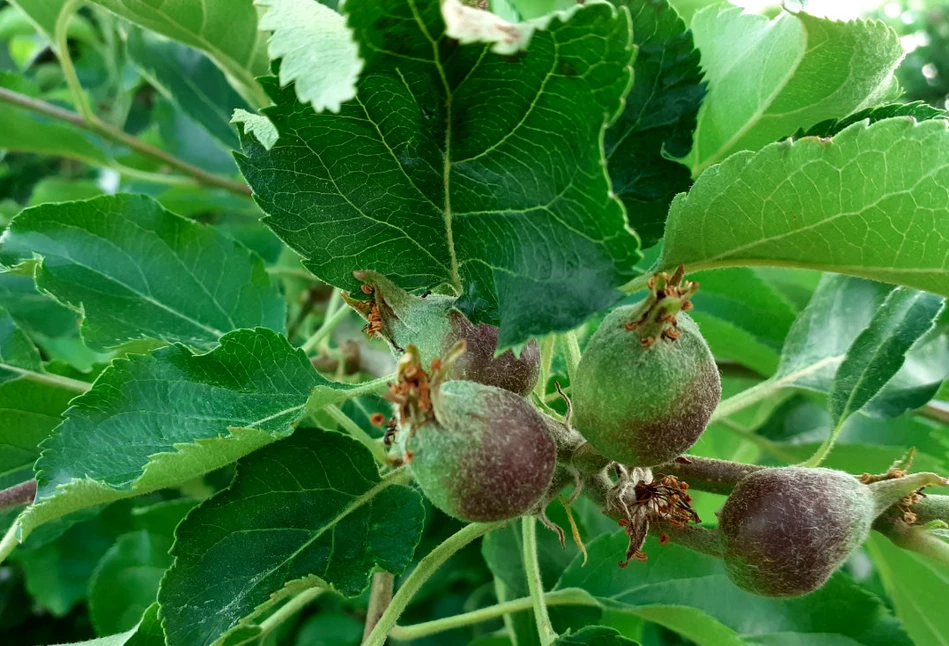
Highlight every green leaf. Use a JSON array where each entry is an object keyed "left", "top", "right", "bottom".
[
  {"left": 0, "top": 272, "right": 79, "bottom": 340},
  {"left": 13, "top": 503, "right": 134, "bottom": 616},
  {"left": 0, "top": 72, "right": 114, "bottom": 166},
  {"left": 554, "top": 626, "right": 640, "bottom": 645},
  {"left": 50, "top": 603, "right": 165, "bottom": 646},
  {"left": 0, "top": 304, "right": 41, "bottom": 382},
  {"left": 605, "top": 0, "right": 704, "bottom": 247},
  {"left": 684, "top": 7, "right": 902, "bottom": 174},
  {"left": 0, "top": 194, "right": 285, "bottom": 351},
  {"left": 0, "top": 306, "right": 78, "bottom": 478},
  {"left": 660, "top": 118, "right": 949, "bottom": 298},
  {"left": 238, "top": 0, "right": 641, "bottom": 348},
  {"left": 866, "top": 534, "right": 949, "bottom": 646},
  {"left": 556, "top": 532, "right": 911, "bottom": 646},
  {"left": 85, "top": 0, "right": 268, "bottom": 106},
  {"left": 5, "top": 0, "right": 97, "bottom": 50},
  {"left": 830, "top": 287, "right": 944, "bottom": 428},
  {"left": 255, "top": 0, "right": 363, "bottom": 113},
  {"left": 28, "top": 177, "right": 105, "bottom": 206},
  {"left": 158, "top": 431, "right": 424, "bottom": 646},
  {"left": 775, "top": 275, "right": 895, "bottom": 391},
  {"left": 125, "top": 27, "right": 249, "bottom": 149},
  {"left": 0, "top": 377, "right": 75, "bottom": 479},
  {"left": 19, "top": 328, "right": 368, "bottom": 539},
  {"left": 88, "top": 530, "right": 172, "bottom": 636},
  {"left": 688, "top": 268, "right": 797, "bottom": 375},
  {"left": 793, "top": 101, "right": 947, "bottom": 139}
]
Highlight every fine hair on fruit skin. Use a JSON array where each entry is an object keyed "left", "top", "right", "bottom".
[
  {"left": 350, "top": 270, "right": 540, "bottom": 396},
  {"left": 572, "top": 269, "right": 721, "bottom": 467},
  {"left": 405, "top": 378, "right": 557, "bottom": 523},
  {"left": 719, "top": 467, "right": 875, "bottom": 597}
]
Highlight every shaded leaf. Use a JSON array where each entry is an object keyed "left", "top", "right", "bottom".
[
  {"left": 50, "top": 603, "right": 165, "bottom": 646},
  {"left": 126, "top": 27, "right": 249, "bottom": 149},
  {"left": 86, "top": 0, "right": 268, "bottom": 106},
  {"left": 0, "top": 194, "right": 285, "bottom": 351},
  {"left": 793, "top": 101, "right": 946, "bottom": 139},
  {"left": 255, "top": 0, "right": 363, "bottom": 113},
  {"left": 88, "top": 531, "right": 173, "bottom": 636},
  {"left": 0, "top": 304, "right": 41, "bottom": 382},
  {"left": 0, "top": 71, "right": 114, "bottom": 166},
  {"left": 661, "top": 118, "right": 949, "bottom": 298},
  {"left": 685, "top": 7, "right": 902, "bottom": 173},
  {"left": 830, "top": 287, "right": 944, "bottom": 428},
  {"left": 606, "top": 0, "right": 704, "bottom": 247},
  {"left": 238, "top": 0, "right": 640, "bottom": 348},
  {"left": 556, "top": 532, "right": 911, "bottom": 646},
  {"left": 158, "top": 431, "right": 424, "bottom": 646},
  {"left": 19, "top": 328, "right": 367, "bottom": 539},
  {"left": 13, "top": 503, "right": 133, "bottom": 616}
]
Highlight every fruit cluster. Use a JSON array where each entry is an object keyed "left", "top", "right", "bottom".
[{"left": 352, "top": 268, "right": 947, "bottom": 599}]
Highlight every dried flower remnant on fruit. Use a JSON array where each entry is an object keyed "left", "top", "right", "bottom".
[
  {"left": 609, "top": 469, "right": 700, "bottom": 566},
  {"left": 624, "top": 265, "right": 698, "bottom": 347},
  {"left": 384, "top": 345, "right": 438, "bottom": 431}
]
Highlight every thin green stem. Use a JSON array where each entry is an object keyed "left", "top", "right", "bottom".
[
  {"left": 0, "top": 522, "right": 19, "bottom": 565},
  {"left": 325, "top": 404, "right": 387, "bottom": 465},
  {"left": 561, "top": 331, "right": 582, "bottom": 385},
  {"left": 258, "top": 588, "right": 323, "bottom": 636},
  {"left": 389, "top": 588, "right": 597, "bottom": 641},
  {"left": 709, "top": 377, "right": 780, "bottom": 424},
  {"left": 362, "top": 522, "right": 504, "bottom": 646},
  {"left": 801, "top": 418, "right": 845, "bottom": 467},
  {"left": 302, "top": 298, "right": 351, "bottom": 354},
  {"left": 56, "top": 0, "right": 95, "bottom": 123},
  {"left": 319, "top": 289, "right": 344, "bottom": 352},
  {"left": 0, "top": 86, "right": 252, "bottom": 196},
  {"left": 716, "top": 418, "right": 800, "bottom": 464},
  {"left": 0, "top": 364, "right": 90, "bottom": 393},
  {"left": 522, "top": 516, "right": 556, "bottom": 645}
]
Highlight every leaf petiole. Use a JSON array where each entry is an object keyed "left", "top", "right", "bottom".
[
  {"left": 362, "top": 521, "right": 504, "bottom": 646},
  {"left": 388, "top": 588, "right": 598, "bottom": 641},
  {"left": 522, "top": 515, "right": 557, "bottom": 645}
]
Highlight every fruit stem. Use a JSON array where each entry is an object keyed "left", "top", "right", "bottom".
[
  {"left": 362, "top": 521, "right": 504, "bottom": 646},
  {"left": 387, "top": 588, "right": 598, "bottom": 641},
  {"left": 651, "top": 524, "right": 723, "bottom": 558},
  {"left": 873, "top": 521, "right": 949, "bottom": 567},
  {"left": 522, "top": 515, "right": 557, "bottom": 645},
  {"left": 869, "top": 473, "right": 949, "bottom": 517},
  {"left": 302, "top": 292, "right": 351, "bottom": 354},
  {"left": 654, "top": 457, "right": 762, "bottom": 495}
]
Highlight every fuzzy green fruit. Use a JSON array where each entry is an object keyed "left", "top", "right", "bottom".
[
  {"left": 720, "top": 467, "right": 875, "bottom": 597},
  {"left": 406, "top": 380, "right": 556, "bottom": 522},
  {"left": 572, "top": 300, "right": 720, "bottom": 467}
]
